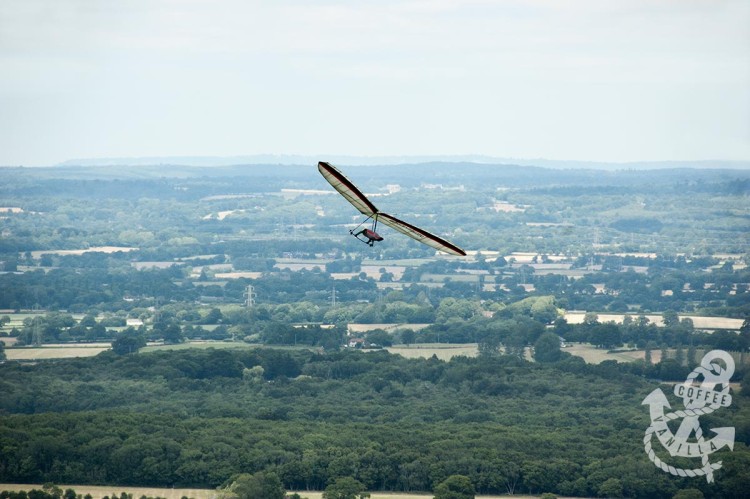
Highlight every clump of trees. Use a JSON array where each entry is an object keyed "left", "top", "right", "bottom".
[
  {"left": 0, "top": 487, "right": 179, "bottom": 499},
  {"left": 219, "top": 472, "right": 285, "bottom": 499},
  {"left": 322, "top": 477, "right": 369, "bottom": 499},
  {"left": 434, "top": 475, "right": 475, "bottom": 499}
]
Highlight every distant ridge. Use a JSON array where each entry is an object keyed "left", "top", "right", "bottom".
[{"left": 55, "top": 155, "right": 750, "bottom": 170}]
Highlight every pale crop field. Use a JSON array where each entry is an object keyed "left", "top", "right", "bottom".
[
  {"left": 564, "top": 343, "right": 645, "bottom": 364},
  {"left": 142, "top": 341, "right": 261, "bottom": 353},
  {"left": 361, "top": 258, "right": 435, "bottom": 267},
  {"left": 213, "top": 271, "right": 263, "bottom": 279},
  {"left": 388, "top": 343, "right": 479, "bottom": 361},
  {"left": 348, "top": 324, "right": 431, "bottom": 334},
  {"left": 287, "top": 494, "right": 540, "bottom": 499},
  {"left": 420, "top": 273, "right": 480, "bottom": 283},
  {"left": 4, "top": 344, "right": 110, "bottom": 360},
  {"left": 29, "top": 247, "right": 137, "bottom": 258},
  {"left": 0, "top": 486, "right": 543, "bottom": 499},
  {"left": 0, "top": 485, "right": 218, "bottom": 499},
  {"left": 564, "top": 312, "right": 744, "bottom": 330},
  {"left": 7, "top": 340, "right": 741, "bottom": 368},
  {"left": 360, "top": 265, "right": 407, "bottom": 280},
  {"left": 0, "top": 312, "right": 46, "bottom": 331}
]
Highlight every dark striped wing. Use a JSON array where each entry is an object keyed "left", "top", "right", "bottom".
[
  {"left": 318, "top": 161, "right": 378, "bottom": 216},
  {"left": 377, "top": 212, "right": 466, "bottom": 256}
]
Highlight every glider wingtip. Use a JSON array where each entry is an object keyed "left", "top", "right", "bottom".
[{"left": 446, "top": 247, "right": 467, "bottom": 257}]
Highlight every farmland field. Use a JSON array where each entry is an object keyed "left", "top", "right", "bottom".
[
  {"left": 361, "top": 258, "right": 436, "bottom": 267},
  {"left": 0, "top": 312, "right": 46, "bottom": 331},
  {"left": 3, "top": 341, "right": 473, "bottom": 361},
  {"left": 563, "top": 312, "right": 745, "bottom": 330},
  {"left": 564, "top": 343, "right": 646, "bottom": 364},
  {"left": 213, "top": 271, "right": 264, "bottom": 279},
  {"left": 387, "top": 343, "right": 479, "bottom": 360},
  {"left": 0, "top": 485, "right": 543, "bottom": 499},
  {"left": 0, "top": 339, "right": 679, "bottom": 365},
  {"left": 361, "top": 265, "right": 406, "bottom": 280},
  {"left": 3, "top": 344, "right": 110, "bottom": 360},
  {"left": 28, "top": 246, "right": 137, "bottom": 258},
  {"left": 348, "top": 323, "right": 431, "bottom": 334}
]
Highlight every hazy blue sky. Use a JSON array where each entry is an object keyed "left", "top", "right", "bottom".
[{"left": 1, "top": 0, "right": 748, "bottom": 166}]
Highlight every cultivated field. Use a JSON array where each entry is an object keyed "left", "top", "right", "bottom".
[
  {"left": 563, "top": 312, "right": 744, "bottom": 330},
  {"left": 0, "top": 312, "right": 46, "bottom": 331},
  {"left": 3, "top": 344, "right": 110, "bottom": 360},
  {"left": 362, "top": 265, "right": 407, "bottom": 280},
  {"left": 388, "top": 343, "right": 479, "bottom": 361},
  {"left": 141, "top": 341, "right": 262, "bottom": 353},
  {"left": 0, "top": 338, "right": 657, "bottom": 364},
  {"left": 0, "top": 485, "right": 546, "bottom": 499},
  {"left": 7, "top": 340, "right": 743, "bottom": 368},
  {"left": 213, "top": 271, "right": 264, "bottom": 279},
  {"left": 274, "top": 258, "right": 330, "bottom": 272},
  {"left": 28, "top": 246, "right": 137, "bottom": 258},
  {"left": 348, "top": 323, "right": 431, "bottom": 334},
  {"left": 362, "top": 258, "right": 436, "bottom": 267},
  {"left": 564, "top": 343, "right": 646, "bottom": 364}
]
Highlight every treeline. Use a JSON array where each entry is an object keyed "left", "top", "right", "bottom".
[
  {"left": 7, "top": 288, "right": 749, "bottom": 360},
  {"left": 559, "top": 260, "right": 750, "bottom": 317},
  {"left": 2, "top": 163, "right": 750, "bottom": 261},
  {"left": 0, "top": 487, "right": 172, "bottom": 499},
  {"left": 0, "top": 348, "right": 748, "bottom": 498},
  {"left": 0, "top": 266, "right": 379, "bottom": 312},
  {"left": 4, "top": 249, "right": 748, "bottom": 323}
]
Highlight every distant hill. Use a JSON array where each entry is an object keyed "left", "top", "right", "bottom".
[
  {"left": 54, "top": 154, "right": 750, "bottom": 170},
  {"left": 4, "top": 160, "right": 749, "bottom": 187}
]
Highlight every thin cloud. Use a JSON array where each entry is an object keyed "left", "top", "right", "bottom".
[{"left": 0, "top": 0, "right": 747, "bottom": 164}]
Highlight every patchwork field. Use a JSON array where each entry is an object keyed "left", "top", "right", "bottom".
[
  {"left": 0, "top": 338, "right": 662, "bottom": 365},
  {"left": 387, "top": 343, "right": 479, "bottom": 361},
  {"left": 3, "top": 344, "right": 110, "bottom": 360},
  {"left": 563, "top": 312, "right": 744, "bottom": 330},
  {"left": 28, "top": 246, "right": 137, "bottom": 258},
  {"left": 0, "top": 485, "right": 540, "bottom": 499},
  {"left": 348, "top": 323, "right": 431, "bottom": 334},
  {"left": 565, "top": 343, "right": 646, "bottom": 364},
  {"left": 0, "top": 312, "right": 46, "bottom": 331}
]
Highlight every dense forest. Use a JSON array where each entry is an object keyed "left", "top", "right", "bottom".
[
  {"left": 1, "top": 347, "right": 749, "bottom": 498},
  {"left": 1, "top": 162, "right": 749, "bottom": 498}
]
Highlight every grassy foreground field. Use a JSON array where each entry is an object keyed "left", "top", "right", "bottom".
[{"left": 0, "top": 485, "right": 546, "bottom": 499}]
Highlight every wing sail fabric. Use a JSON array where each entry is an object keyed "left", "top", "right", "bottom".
[
  {"left": 318, "top": 161, "right": 466, "bottom": 256},
  {"left": 377, "top": 213, "right": 467, "bottom": 256},
  {"left": 318, "top": 161, "right": 378, "bottom": 216}
]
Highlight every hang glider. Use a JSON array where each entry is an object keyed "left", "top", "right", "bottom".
[{"left": 318, "top": 161, "right": 466, "bottom": 256}]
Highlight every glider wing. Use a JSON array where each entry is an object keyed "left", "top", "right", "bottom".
[
  {"left": 318, "top": 161, "right": 378, "bottom": 216},
  {"left": 317, "top": 161, "right": 466, "bottom": 256},
  {"left": 377, "top": 212, "right": 467, "bottom": 256}
]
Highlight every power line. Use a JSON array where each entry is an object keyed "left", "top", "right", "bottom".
[
  {"left": 244, "top": 285, "right": 257, "bottom": 308},
  {"left": 331, "top": 286, "right": 338, "bottom": 308}
]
